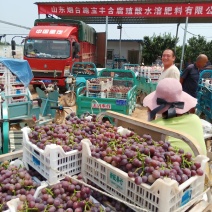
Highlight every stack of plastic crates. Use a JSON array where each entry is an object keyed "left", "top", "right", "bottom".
[
  {"left": 0, "top": 62, "right": 28, "bottom": 104},
  {"left": 0, "top": 63, "right": 8, "bottom": 91},
  {"left": 196, "top": 69, "right": 212, "bottom": 121},
  {"left": 86, "top": 78, "right": 113, "bottom": 98}
]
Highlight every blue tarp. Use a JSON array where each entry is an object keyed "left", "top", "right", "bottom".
[{"left": 0, "top": 57, "right": 33, "bottom": 87}]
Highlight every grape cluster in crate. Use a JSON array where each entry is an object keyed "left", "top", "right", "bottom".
[
  {"left": 0, "top": 161, "right": 40, "bottom": 211},
  {"left": 88, "top": 133, "right": 203, "bottom": 185},
  {"left": 89, "top": 180, "right": 134, "bottom": 212},
  {"left": 19, "top": 112, "right": 208, "bottom": 211},
  {"left": 107, "top": 86, "right": 131, "bottom": 99},
  {"left": 0, "top": 63, "right": 28, "bottom": 104},
  {"left": 16, "top": 175, "right": 104, "bottom": 212}
]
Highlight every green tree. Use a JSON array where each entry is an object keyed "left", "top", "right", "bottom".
[
  {"left": 142, "top": 33, "right": 178, "bottom": 65},
  {"left": 184, "top": 35, "right": 212, "bottom": 63}
]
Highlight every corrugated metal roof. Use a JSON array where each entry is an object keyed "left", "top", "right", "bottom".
[{"left": 34, "top": 1, "right": 212, "bottom": 24}]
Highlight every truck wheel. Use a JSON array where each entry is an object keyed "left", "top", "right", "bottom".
[
  {"left": 139, "top": 92, "right": 147, "bottom": 105},
  {"left": 33, "top": 84, "right": 41, "bottom": 91},
  {"left": 64, "top": 92, "right": 76, "bottom": 107}
]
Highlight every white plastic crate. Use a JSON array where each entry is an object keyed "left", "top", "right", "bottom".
[
  {"left": 0, "top": 63, "right": 10, "bottom": 72},
  {"left": 7, "top": 96, "right": 27, "bottom": 104},
  {"left": 0, "top": 63, "right": 4, "bottom": 70},
  {"left": 9, "top": 130, "right": 23, "bottom": 152},
  {"left": 81, "top": 139, "right": 208, "bottom": 212},
  {"left": 86, "top": 91, "right": 107, "bottom": 98},
  {"left": 22, "top": 128, "right": 82, "bottom": 185},
  {"left": 86, "top": 78, "right": 113, "bottom": 92},
  {"left": 0, "top": 71, "right": 7, "bottom": 85},
  {"left": 7, "top": 72, "right": 21, "bottom": 84},
  {"left": 8, "top": 85, "right": 28, "bottom": 95},
  {"left": 107, "top": 91, "right": 127, "bottom": 99}
]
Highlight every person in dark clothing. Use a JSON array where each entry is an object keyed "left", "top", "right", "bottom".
[
  {"left": 204, "top": 61, "right": 212, "bottom": 70},
  {"left": 180, "top": 54, "right": 208, "bottom": 98}
]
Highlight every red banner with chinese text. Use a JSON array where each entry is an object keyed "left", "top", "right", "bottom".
[{"left": 37, "top": 3, "right": 212, "bottom": 17}]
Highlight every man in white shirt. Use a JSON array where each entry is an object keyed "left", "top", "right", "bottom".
[{"left": 158, "top": 49, "right": 180, "bottom": 82}]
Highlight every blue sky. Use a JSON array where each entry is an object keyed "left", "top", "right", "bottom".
[{"left": 1, "top": 0, "right": 212, "bottom": 45}]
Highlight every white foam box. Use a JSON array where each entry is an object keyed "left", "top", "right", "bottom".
[
  {"left": 81, "top": 139, "right": 209, "bottom": 212},
  {"left": 22, "top": 128, "right": 82, "bottom": 185}
]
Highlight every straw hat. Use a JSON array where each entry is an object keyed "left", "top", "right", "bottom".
[{"left": 143, "top": 78, "right": 197, "bottom": 118}]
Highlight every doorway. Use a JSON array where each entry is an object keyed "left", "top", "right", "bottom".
[{"left": 128, "top": 50, "right": 139, "bottom": 64}]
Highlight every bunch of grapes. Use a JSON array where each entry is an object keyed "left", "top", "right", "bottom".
[
  {"left": 17, "top": 176, "right": 104, "bottom": 212},
  {"left": 88, "top": 78, "right": 111, "bottom": 84},
  {"left": 27, "top": 165, "right": 48, "bottom": 182},
  {"left": 109, "top": 86, "right": 131, "bottom": 94},
  {"left": 0, "top": 161, "right": 39, "bottom": 211},
  {"left": 28, "top": 112, "right": 114, "bottom": 152},
  {"left": 28, "top": 112, "right": 204, "bottom": 187},
  {"left": 89, "top": 181, "right": 134, "bottom": 212},
  {"left": 90, "top": 132, "right": 204, "bottom": 186}
]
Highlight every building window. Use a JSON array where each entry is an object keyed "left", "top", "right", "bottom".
[{"left": 107, "top": 50, "right": 113, "bottom": 60}]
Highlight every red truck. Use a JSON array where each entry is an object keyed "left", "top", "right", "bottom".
[{"left": 22, "top": 18, "right": 105, "bottom": 91}]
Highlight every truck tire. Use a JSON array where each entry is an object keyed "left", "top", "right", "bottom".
[
  {"left": 64, "top": 92, "right": 76, "bottom": 107},
  {"left": 33, "top": 84, "right": 42, "bottom": 91}
]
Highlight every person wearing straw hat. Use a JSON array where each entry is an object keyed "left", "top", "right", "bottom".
[{"left": 143, "top": 78, "right": 207, "bottom": 156}]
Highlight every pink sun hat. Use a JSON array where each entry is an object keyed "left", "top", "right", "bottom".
[{"left": 143, "top": 78, "right": 197, "bottom": 115}]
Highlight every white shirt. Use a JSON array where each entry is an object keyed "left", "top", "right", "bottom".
[{"left": 158, "top": 64, "right": 180, "bottom": 82}]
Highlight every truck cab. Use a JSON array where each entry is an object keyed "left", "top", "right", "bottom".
[{"left": 23, "top": 18, "right": 96, "bottom": 92}]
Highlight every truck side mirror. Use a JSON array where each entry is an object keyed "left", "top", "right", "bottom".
[
  {"left": 72, "top": 42, "right": 80, "bottom": 59},
  {"left": 75, "top": 42, "right": 80, "bottom": 54}
]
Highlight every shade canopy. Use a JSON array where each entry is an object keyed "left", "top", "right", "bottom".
[{"left": 35, "top": 1, "right": 212, "bottom": 24}]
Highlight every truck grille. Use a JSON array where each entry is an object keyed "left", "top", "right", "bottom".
[{"left": 33, "top": 71, "right": 62, "bottom": 78}]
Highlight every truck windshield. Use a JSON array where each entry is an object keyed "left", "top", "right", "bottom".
[{"left": 24, "top": 39, "right": 70, "bottom": 59}]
